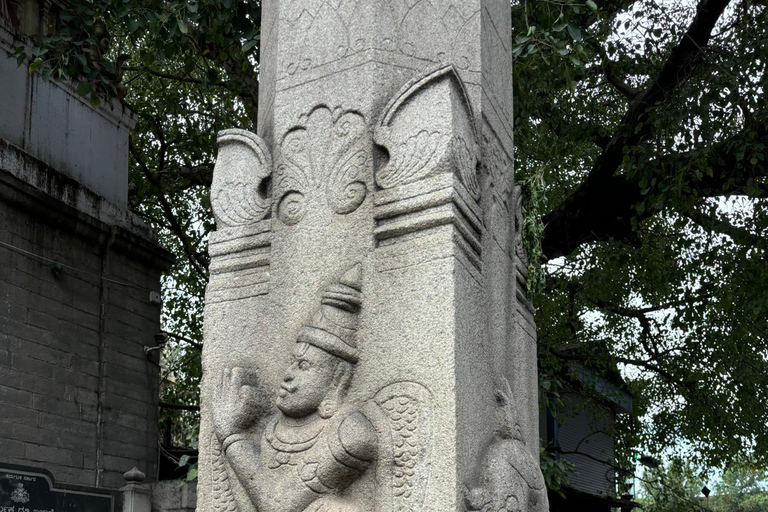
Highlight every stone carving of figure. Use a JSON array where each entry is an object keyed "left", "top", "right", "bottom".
[
  {"left": 212, "top": 264, "right": 377, "bottom": 512},
  {"left": 463, "top": 379, "right": 549, "bottom": 512}
]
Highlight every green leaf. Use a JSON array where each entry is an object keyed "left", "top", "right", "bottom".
[
  {"left": 242, "top": 39, "right": 258, "bottom": 53},
  {"left": 567, "top": 24, "right": 582, "bottom": 42},
  {"left": 177, "top": 17, "right": 189, "bottom": 34},
  {"left": 569, "top": 54, "right": 582, "bottom": 67},
  {"left": 29, "top": 58, "right": 43, "bottom": 73},
  {"left": 586, "top": 0, "right": 598, "bottom": 12},
  {"left": 178, "top": 454, "right": 190, "bottom": 468}
]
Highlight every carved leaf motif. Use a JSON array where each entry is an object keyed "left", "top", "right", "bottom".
[
  {"left": 327, "top": 148, "right": 369, "bottom": 214},
  {"left": 374, "top": 65, "right": 479, "bottom": 194},
  {"left": 377, "top": 130, "right": 443, "bottom": 189},
  {"left": 211, "top": 130, "right": 272, "bottom": 228},
  {"left": 275, "top": 106, "right": 370, "bottom": 225},
  {"left": 452, "top": 135, "right": 479, "bottom": 199}
]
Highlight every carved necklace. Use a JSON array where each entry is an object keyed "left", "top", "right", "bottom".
[{"left": 265, "top": 414, "right": 327, "bottom": 467}]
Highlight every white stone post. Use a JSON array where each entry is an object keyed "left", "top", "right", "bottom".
[{"left": 120, "top": 467, "right": 151, "bottom": 512}]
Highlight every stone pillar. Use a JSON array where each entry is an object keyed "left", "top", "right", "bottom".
[
  {"left": 121, "top": 468, "right": 151, "bottom": 512},
  {"left": 199, "top": 1, "right": 547, "bottom": 511}
]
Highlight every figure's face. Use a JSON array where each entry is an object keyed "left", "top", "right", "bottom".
[{"left": 276, "top": 343, "right": 339, "bottom": 418}]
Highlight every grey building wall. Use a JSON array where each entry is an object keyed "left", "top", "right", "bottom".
[
  {"left": 0, "top": 14, "right": 173, "bottom": 491},
  {"left": 0, "top": 150, "right": 172, "bottom": 489},
  {"left": 0, "top": 17, "right": 132, "bottom": 207},
  {"left": 557, "top": 391, "right": 617, "bottom": 497}
]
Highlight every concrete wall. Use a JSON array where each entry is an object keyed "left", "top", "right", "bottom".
[
  {"left": 0, "top": 12, "right": 173, "bottom": 491},
  {"left": 151, "top": 481, "right": 197, "bottom": 512},
  {"left": 0, "top": 164, "right": 172, "bottom": 489},
  {"left": 0, "top": 19, "right": 135, "bottom": 208}
]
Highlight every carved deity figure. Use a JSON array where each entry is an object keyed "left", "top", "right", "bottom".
[
  {"left": 213, "top": 264, "right": 378, "bottom": 512},
  {"left": 463, "top": 379, "right": 549, "bottom": 512}
]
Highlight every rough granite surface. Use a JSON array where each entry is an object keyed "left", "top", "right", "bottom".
[{"left": 198, "top": 1, "right": 547, "bottom": 510}]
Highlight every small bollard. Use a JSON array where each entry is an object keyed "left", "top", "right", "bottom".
[{"left": 121, "top": 467, "right": 151, "bottom": 512}]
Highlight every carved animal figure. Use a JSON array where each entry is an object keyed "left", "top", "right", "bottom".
[{"left": 463, "top": 380, "right": 549, "bottom": 512}]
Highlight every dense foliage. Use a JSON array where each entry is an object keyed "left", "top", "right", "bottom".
[
  {"left": 17, "top": 0, "right": 768, "bottom": 489},
  {"left": 638, "top": 459, "right": 768, "bottom": 511}
]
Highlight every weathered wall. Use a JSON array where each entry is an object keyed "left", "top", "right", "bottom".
[
  {"left": 0, "top": 20, "right": 134, "bottom": 208},
  {"left": 0, "top": 163, "right": 172, "bottom": 489},
  {"left": 151, "top": 481, "right": 197, "bottom": 512},
  {"left": 0, "top": 15, "right": 173, "bottom": 491}
]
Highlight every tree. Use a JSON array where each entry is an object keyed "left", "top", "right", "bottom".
[
  {"left": 510, "top": 0, "right": 768, "bottom": 476},
  {"left": 638, "top": 459, "right": 768, "bottom": 511},
  {"left": 713, "top": 461, "right": 768, "bottom": 511},
  {"left": 638, "top": 458, "right": 710, "bottom": 512},
  {"left": 18, "top": 0, "right": 768, "bottom": 485}
]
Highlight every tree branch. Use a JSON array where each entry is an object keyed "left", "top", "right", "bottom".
[
  {"left": 124, "top": 66, "right": 240, "bottom": 95},
  {"left": 130, "top": 140, "right": 210, "bottom": 280},
  {"left": 159, "top": 401, "right": 200, "bottom": 412},
  {"left": 541, "top": 0, "right": 734, "bottom": 260},
  {"left": 598, "top": 47, "right": 640, "bottom": 101},
  {"left": 176, "top": 164, "right": 213, "bottom": 187},
  {"left": 684, "top": 207, "right": 764, "bottom": 246}
]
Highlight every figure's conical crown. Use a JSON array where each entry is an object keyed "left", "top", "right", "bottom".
[{"left": 297, "top": 264, "right": 362, "bottom": 363}]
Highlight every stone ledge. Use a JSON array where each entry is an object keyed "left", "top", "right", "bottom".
[{"left": 0, "top": 147, "right": 174, "bottom": 272}]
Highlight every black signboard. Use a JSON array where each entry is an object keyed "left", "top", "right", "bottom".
[{"left": 0, "top": 464, "right": 115, "bottom": 512}]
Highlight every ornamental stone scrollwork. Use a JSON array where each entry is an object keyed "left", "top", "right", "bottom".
[
  {"left": 211, "top": 264, "right": 432, "bottom": 512},
  {"left": 211, "top": 129, "right": 273, "bottom": 228},
  {"left": 463, "top": 379, "right": 549, "bottom": 512},
  {"left": 274, "top": 106, "right": 370, "bottom": 225},
  {"left": 374, "top": 65, "right": 480, "bottom": 200}
]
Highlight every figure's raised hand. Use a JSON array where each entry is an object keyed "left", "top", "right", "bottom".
[{"left": 213, "top": 367, "right": 272, "bottom": 442}]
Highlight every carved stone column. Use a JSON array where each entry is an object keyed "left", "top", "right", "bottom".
[{"left": 199, "top": 1, "right": 547, "bottom": 511}]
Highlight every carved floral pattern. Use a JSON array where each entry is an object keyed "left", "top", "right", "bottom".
[
  {"left": 211, "top": 130, "right": 273, "bottom": 228},
  {"left": 276, "top": 1, "right": 481, "bottom": 82},
  {"left": 274, "top": 106, "right": 370, "bottom": 225},
  {"left": 376, "top": 130, "right": 442, "bottom": 189},
  {"left": 374, "top": 65, "right": 479, "bottom": 198}
]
